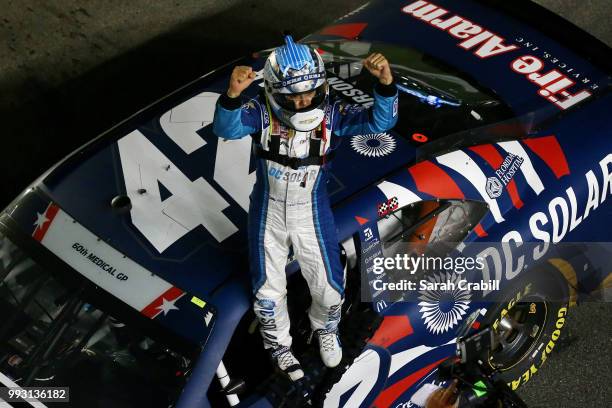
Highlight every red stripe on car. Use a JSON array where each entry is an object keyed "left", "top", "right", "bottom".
[
  {"left": 372, "top": 358, "right": 447, "bottom": 408},
  {"left": 522, "top": 136, "right": 570, "bottom": 179},
  {"left": 32, "top": 203, "right": 60, "bottom": 242},
  {"left": 369, "top": 315, "right": 414, "bottom": 348},
  {"left": 140, "top": 286, "right": 185, "bottom": 319},
  {"left": 474, "top": 223, "right": 488, "bottom": 238},
  {"left": 408, "top": 160, "right": 464, "bottom": 199},
  {"left": 320, "top": 23, "right": 368, "bottom": 39},
  {"left": 355, "top": 216, "right": 370, "bottom": 225}
]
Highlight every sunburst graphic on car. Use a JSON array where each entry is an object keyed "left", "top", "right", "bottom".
[
  {"left": 418, "top": 272, "right": 471, "bottom": 335},
  {"left": 350, "top": 133, "right": 396, "bottom": 157}
]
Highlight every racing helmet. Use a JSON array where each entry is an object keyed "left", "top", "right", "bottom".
[{"left": 263, "top": 35, "right": 328, "bottom": 131}]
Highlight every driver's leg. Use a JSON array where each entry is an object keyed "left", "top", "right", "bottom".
[
  {"left": 291, "top": 199, "right": 344, "bottom": 368},
  {"left": 249, "top": 197, "right": 304, "bottom": 381},
  {"left": 249, "top": 200, "right": 292, "bottom": 350}
]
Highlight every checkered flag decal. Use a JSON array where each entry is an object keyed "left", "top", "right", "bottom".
[
  {"left": 377, "top": 202, "right": 388, "bottom": 217},
  {"left": 389, "top": 197, "right": 399, "bottom": 211},
  {"left": 377, "top": 197, "right": 398, "bottom": 217}
]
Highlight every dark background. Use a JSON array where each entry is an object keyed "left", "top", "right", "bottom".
[{"left": 1, "top": 1, "right": 610, "bottom": 406}]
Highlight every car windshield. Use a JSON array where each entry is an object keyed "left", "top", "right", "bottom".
[
  {"left": 305, "top": 40, "right": 516, "bottom": 144},
  {"left": 0, "top": 232, "right": 195, "bottom": 407}
]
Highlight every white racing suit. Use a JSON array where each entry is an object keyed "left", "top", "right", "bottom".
[{"left": 213, "top": 83, "right": 398, "bottom": 349}]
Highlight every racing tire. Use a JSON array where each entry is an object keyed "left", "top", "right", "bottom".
[{"left": 481, "top": 262, "right": 571, "bottom": 392}]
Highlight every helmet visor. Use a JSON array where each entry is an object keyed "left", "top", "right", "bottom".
[{"left": 273, "top": 84, "right": 327, "bottom": 113}]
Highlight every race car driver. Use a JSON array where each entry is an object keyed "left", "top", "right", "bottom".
[{"left": 212, "top": 35, "right": 398, "bottom": 381}]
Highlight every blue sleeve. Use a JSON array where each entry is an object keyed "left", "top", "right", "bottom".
[
  {"left": 212, "top": 94, "right": 262, "bottom": 139},
  {"left": 332, "top": 83, "right": 398, "bottom": 137}
]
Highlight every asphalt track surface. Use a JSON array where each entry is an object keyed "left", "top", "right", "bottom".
[{"left": 1, "top": 1, "right": 611, "bottom": 407}]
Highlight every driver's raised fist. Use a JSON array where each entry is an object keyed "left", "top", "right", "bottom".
[
  {"left": 363, "top": 53, "right": 393, "bottom": 85},
  {"left": 228, "top": 66, "right": 256, "bottom": 98}
]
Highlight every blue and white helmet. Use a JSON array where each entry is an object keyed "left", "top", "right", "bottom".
[{"left": 263, "top": 35, "right": 328, "bottom": 131}]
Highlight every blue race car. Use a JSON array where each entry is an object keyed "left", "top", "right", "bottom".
[{"left": 1, "top": 1, "right": 610, "bottom": 407}]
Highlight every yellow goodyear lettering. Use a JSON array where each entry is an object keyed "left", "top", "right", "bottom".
[
  {"left": 511, "top": 364, "right": 538, "bottom": 391},
  {"left": 510, "top": 307, "right": 568, "bottom": 389},
  {"left": 508, "top": 298, "right": 516, "bottom": 310},
  {"left": 545, "top": 338, "right": 556, "bottom": 355},
  {"left": 494, "top": 285, "right": 532, "bottom": 330}
]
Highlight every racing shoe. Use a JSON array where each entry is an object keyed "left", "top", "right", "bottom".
[
  {"left": 271, "top": 346, "right": 304, "bottom": 381},
  {"left": 315, "top": 328, "right": 342, "bottom": 368}
]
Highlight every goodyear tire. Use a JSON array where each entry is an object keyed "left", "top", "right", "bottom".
[{"left": 482, "top": 262, "right": 570, "bottom": 391}]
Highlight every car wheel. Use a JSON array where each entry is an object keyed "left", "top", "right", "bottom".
[{"left": 482, "top": 263, "right": 570, "bottom": 391}]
